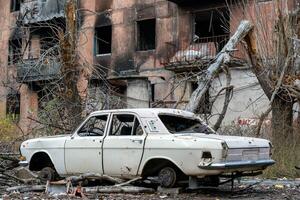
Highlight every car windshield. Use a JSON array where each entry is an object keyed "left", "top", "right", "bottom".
[{"left": 158, "top": 114, "right": 215, "bottom": 134}]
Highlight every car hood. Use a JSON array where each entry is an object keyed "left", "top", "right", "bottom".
[
  {"left": 26, "top": 134, "right": 70, "bottom": 142},
  {"left": 174, "top": 133, "right": 270, "bottom": 148},
  {"left": 21, "top": 134, "right": 70, "bottom": 149}
]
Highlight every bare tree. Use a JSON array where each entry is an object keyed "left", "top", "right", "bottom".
[{"left": 240, "top": 0, "right": 300, "bottom": 175}]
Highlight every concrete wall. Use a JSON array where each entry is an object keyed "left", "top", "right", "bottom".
[
  {"left": 127, "top": 79, "right": 150, "bottom": 108},
  {"left": 210, "top": 68, "right": 270, "bottom": 125},
  {"left": 0, "top": 0, "right": 39, "bottom": 132},
  {"left": 230, "top": 0, "right": 294, "bottom": 58}
]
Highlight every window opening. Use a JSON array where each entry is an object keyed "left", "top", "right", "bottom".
[
  {"left": 8, "top": 39, "right": 22, "bottom": 65},
  {"left": 193, "top": 8, "right": 229, "bottom": 52},
  {"left": 151, "top": 84, "right": 155, "bottom": 102},
  {"left": 11, "top": 0, "right": 22, "bottom": 12},
  {"left": 6, "top": 92, "right": 20, "bottom": 121},
  {"left": 137, "top": 19, "right": 156, "bottom": 51},
  {"left": 95, "top": 25, "right": 112, "bottom": 55}
]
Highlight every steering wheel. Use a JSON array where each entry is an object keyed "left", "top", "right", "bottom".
[{"left": 89, "top": 127, "right": 104, "bottom": 136}]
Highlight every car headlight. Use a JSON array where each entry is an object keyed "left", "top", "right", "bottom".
[{"left": 19, "top": 155, "right": 26, "bottom": 161}]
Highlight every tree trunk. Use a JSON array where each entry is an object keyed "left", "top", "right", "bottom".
[
  {"left": 271, "top": 97, "right": 293, "bottom": 147},
  {"left": 60, "top": 0, "right": 83, "bottom": 129},
  {"left": 185, "top": 20, "right": 253, "bottom": 112}
]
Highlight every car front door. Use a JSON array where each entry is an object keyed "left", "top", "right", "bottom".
[
  {"left": 102, "top": 113, "right": 146, "bottom": 177},
  {"left": 64, "top": 114, "right": 109, "bottom": 174}
]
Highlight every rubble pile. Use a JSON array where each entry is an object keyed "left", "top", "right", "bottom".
[{"left": 0, "top": 153, "right": 21, "bottom": 193}]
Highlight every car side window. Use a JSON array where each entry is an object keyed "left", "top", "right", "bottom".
[
  {"left": 110, "top": 114, "right": 143, "bottom": 136},
  {"left": 78, "top": 115, "right": 108, "bottom": 137}
]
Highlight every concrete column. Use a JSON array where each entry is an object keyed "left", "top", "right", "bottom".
[
  {"left": 0, "top": 97, "right": 6, "bottom": 118},
  {"left": 77, "top": 0, "right": 96, "bottom": 101},
  {"left": 0, "top": 1, "right": 9, "bottom": 119},
  {"left": 19, "top": 84, "right": 38, "bottom": 134},
  {"left": 127, "top": 79, "right": 149, "bottom": 108}
]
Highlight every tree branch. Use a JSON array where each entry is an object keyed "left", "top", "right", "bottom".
[
  {"left": 185, "top": 20, "right": 253, "bottom": 112},
  {"left": 213, "top": 67, "right": 233, "bottom": 131}
]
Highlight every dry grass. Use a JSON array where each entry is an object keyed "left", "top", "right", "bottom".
[
  {"left": 0, "top": 118, "right": 19, "bottom": 142},
  {"left": 264, "top": 126, "right": 300, "bottom": 178},
  {"left": 0, "top": 117, "right": 21, "bottom": 153}
]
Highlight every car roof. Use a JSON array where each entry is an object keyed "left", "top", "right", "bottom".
[{"left": 90, "top": 108, "right": 195, "bottom": 118}]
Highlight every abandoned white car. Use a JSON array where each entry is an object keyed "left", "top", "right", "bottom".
[{"left": 19, "top": 109, "right": 275, "bottom": 188}]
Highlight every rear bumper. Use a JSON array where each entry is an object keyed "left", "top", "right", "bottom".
[
  {"left": 199, "top": 159, "right": 275, "bottom": 170},
  {"left": 19, "top": 161, "right": 29, "bottom": 167}
]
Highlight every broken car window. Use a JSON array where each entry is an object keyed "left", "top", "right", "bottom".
[
  {"left": 110, "top": 114, "right": 143, "bottom": 136},
  {"left": 78, "top": 115, "right": 108, "bottom": 137},
  {"left": 158, "top": 114, "right": 214, "bottom": 134}
]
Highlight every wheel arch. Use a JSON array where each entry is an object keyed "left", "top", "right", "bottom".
[
  {"left": 140, "top": 156, "right": 186, "bottom": 177},
  {"left": 29, "top": 150, "right": 56, "bottom": 172}
]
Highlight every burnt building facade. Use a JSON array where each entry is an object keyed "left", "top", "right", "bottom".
[{"left": 0, "top": 0, "right": 298, "bottom": 133}]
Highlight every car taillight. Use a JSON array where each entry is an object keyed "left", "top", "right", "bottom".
[
  {"left": 221, "top": 142, "right": 228, "bottom": 159},
  {"left": 269, "top": 142, "right": 273, "bottom": 157}
]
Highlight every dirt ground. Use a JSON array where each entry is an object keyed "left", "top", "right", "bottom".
[{"left": 1, "top": 179, "right": 300, "bottom": 200}]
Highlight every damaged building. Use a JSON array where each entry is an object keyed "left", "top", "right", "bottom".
[{"left": 0, "top": 0, "right": 298, "bottom": 133}]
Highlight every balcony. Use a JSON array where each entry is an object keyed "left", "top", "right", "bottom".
[
  {"left": 167, "top": 0, "right": 226, "bottom": 7},
  {"left": 163, "top": 34, "right": 229, "bottom": 71},
  {"left": 168, "top": 0, "right": 199, "bottom": 5},
  {"left": 20, "top": 0, "right": 66, "bottom": 24},
  {"left": 16, "top": 58, "right": 61, "bottom": 82}
]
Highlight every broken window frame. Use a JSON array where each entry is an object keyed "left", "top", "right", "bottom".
[
  {"left": 6, "top": 92, "right": 20, "bottom": 122},
  {"left": 136, "top": 18, "right": 156, "bottom": 51},
  {"left": 94, "top": 25, "right": 112, "bottom": 55},
  {"left": 78, "top": 115, "right": 109, "bottom": 137},
  {"left": 8, "top": 39, "right": 22, "bottom": 65},
  {"left": 158, "top": 114, "right": 215, "bottom": 134},
  {"left": 109, "top": 114, "right": 144, "bottom": 136},
  {"left": 10, "top": 0, "right": 22, "bottom": 12}
]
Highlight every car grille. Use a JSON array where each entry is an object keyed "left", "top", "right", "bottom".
[{"left": 226, "top": 147, "right": 270, "bottom": 161}]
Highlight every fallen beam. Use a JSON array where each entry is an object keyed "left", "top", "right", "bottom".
[{"left": 84, "top": 185, "right": 155, "bottom": 194}]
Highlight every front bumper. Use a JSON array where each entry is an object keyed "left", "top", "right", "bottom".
[
  {"left": 18, "top": 161, "right": 29, "bottom": 167},
  {"left": 199, "top": 159, "right": 275, "bottom": 170}
]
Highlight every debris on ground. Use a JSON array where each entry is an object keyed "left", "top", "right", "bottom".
[{"left": 1, "top": 152, "right": 300, "bottom": 200}]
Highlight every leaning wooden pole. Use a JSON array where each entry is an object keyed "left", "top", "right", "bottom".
[{"left": 185, "top": 20, "right": 253, "bottom": 113}]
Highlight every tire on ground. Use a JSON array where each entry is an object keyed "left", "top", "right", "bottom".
[
  {"left": 38, "top": 167, "right": 57, "bottom": 182},
  {"left": 158, "top": 166, "right": 177, "bottom": 188}
]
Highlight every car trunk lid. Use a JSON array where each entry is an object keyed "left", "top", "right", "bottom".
[{"left": 175, "top": 133, "right": 270, "bottom": 148}]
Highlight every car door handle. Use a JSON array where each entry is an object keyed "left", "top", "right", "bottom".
[{"left": 131, "top": 139, "right": 143, "bottom": 144}]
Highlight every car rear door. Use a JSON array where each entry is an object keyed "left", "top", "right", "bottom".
[
  {"left": 64, "top": 114, "right": 109, "bottom": 174},
  {"left": 102, "top": 113, "right": 146, "bottom": 177}
]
